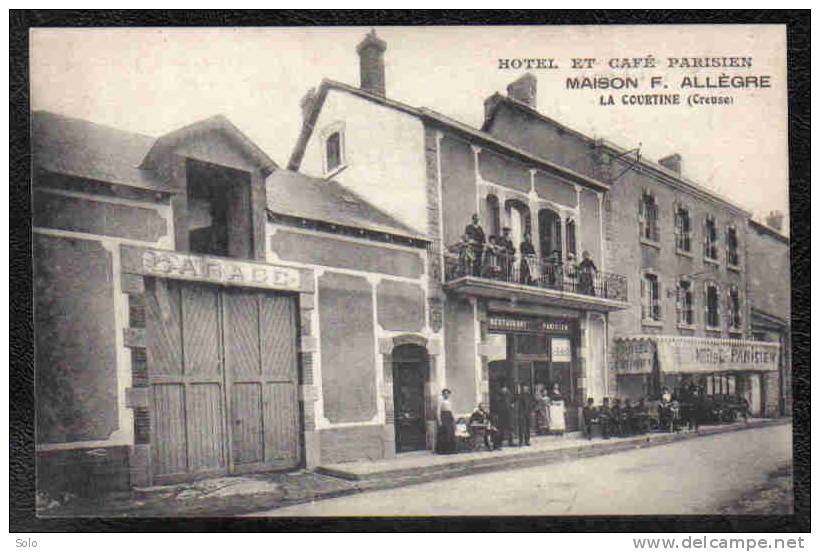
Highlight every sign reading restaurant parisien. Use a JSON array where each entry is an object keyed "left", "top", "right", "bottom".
[
  {"left": 615, "top": 336, "right": 779, "bottom": 375},
  {"left": 139, "top": 249, "right": 301, "bottom": 291}
]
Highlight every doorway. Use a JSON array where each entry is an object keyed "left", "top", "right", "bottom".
[
  {"left": 392, "top": 344, "right": 429, "bottom": 453},
  {"left": 143, "top": 278, "right": 301, "bottom": 484}
]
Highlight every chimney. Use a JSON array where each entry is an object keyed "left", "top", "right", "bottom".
[
  {"left": 483, "top": 92, "right": 503, "bottom": 125},
  {"left": 299, "top": 87, "right": 317, "bottom": 120},
  {"left": 765, "top": 210, "right": 784, "bottom": 232},
  {"left": 506, "top": 73, "right": 537, "bottom": 109},
  {"left": 659, "top": 153, "right": 682, "bottom": 174},
  {"left": 356, "top": 29, "right": 387, "bottom": 96}
]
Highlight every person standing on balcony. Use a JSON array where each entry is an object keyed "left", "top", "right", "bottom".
[
  {"left": 499, "top": 227, "right": 516, "bottom": 281},
  {"left": 464, "top": 214, "right": 486, "bottom": 276},
  {"left": 519, "top": 232, "right": 536, "bottom": 285},
  {"left": 546, "top": 249, "right": 563, "bottom": 288},
  {"left": 578, "top": 250, "right": 598, "bottom": 296}
]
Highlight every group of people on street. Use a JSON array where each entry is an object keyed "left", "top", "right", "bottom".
[
  {"left": 458, "top": 214, "right": 599, "bottom": 295},
  {"left": 435, "top": 383, "right": 568, "bottom": 454},
  {"left": 581, "top": 396, "right": 654, "bottom": 440},
  {"left": 581, "top": 382, "right": 706, "bottom": 440}
]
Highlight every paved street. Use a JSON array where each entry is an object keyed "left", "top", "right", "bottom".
[{"left": 256, "top": 424, "right": 792, "bottom": 516}]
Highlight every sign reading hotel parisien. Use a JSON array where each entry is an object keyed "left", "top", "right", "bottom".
[
  {"left": 615, "top": 337, "right": 780, "bottom": 375},
  {"left": 140, "top": 249, "right": 301, "bottom": 291}
]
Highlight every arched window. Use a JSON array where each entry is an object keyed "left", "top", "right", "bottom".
[
  {"left": 565, "top": 218, "right": 577, "bottom": 259},
  {"left": 325, "top": 131, "right": 342, "bottom": 173},
  {"left": 486, "top": 194, "right": 500, "bottom": 237},
  {"left": 505, "top": 198, "right": 531, "bottom": 251},
  {"left": 538, "top": 208, "right": 562, "bottom": 261}
]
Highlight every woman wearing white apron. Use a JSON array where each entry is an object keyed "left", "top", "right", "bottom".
[{"left": 548, "top": 383, "right": 566, "bottom": 435}]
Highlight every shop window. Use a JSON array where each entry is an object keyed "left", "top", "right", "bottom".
[
  {"left": 186, "top": 159, "right": 252, "bottom": 259},
  {"left": 728, "top": 285, "right": 742, "bottom": 331},
  {"left": 726, "top": 225, "right": 740, "bottom": 267},
  {"left": 641, "top": 273, "right": 661, "bottom": 322},
  {"left": 704, "top": 215, "right": 719, "bottom": 261},
  {"left": 639, "top": 191, "right": 659, "bottom": 243},
  {"left": 674, "top": 205, "right": 691, "bottom": 253},
  {"left": 676, "top": 279, "right": 694, "bottom": 326},
  {"left": 705, "top": 283, "right": 720, "bottom": 329},
  {"left": 565, "top": 218, "right": 577, "bottom": 259}
]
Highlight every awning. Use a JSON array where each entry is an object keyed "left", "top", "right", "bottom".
[{"left": 615, "top": 335, "right": 779, "bottom": 375}]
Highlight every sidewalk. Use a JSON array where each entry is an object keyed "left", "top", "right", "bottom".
[
  {"left": 316, "top": 417, "right": 788, "bottom": 487},
  {"left": 37, "top": 417, "right": 788, "bottom": 517}
]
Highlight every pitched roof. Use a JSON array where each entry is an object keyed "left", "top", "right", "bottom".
[
  {"left": 140, "top": 114, "right": 277, "bottom": 175},
  {"left": 32, "top": 110, "right": 168, "bottom": 192},
  {"left": 287, "top": 79, "right": 610, "bottom": 193},
  {"left": 483, "top": 95, "right": 751, "bottom": 216},
  {"left": 266, "top": 170, "right": 427, "bottom": 241},
  {"left": 32, "top": 111, "right": 279, "bottom": 193}
]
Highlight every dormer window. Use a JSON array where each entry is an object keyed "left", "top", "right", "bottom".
[
  {"left": 322, "top": 122, "right": 346, "bottom": 176},
  {"left": 186, "top": 159, "right": 252, "bottom": 259}
]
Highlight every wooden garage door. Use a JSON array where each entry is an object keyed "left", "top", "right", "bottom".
[{"left": 144, "top": 278, "right": 300, "bottom": 483}]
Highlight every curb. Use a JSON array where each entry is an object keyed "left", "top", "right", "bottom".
[{"left": 314, "top": 418, "right": 790, "bottom": 489}]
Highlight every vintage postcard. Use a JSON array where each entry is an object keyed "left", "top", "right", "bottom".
[{"left": 25, "top": 22, "right": 795, "bottom": 521}]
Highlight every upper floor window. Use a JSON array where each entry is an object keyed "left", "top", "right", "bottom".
[
  {"left": 676, "top": 279, "right": 694, "bottom": 326},
  {"left": 641, "top": 272, "right": 661, "bottom": 322},
  {"left": 186, "top": 159, "right": 252, "bottom": 259},
  {"left": 728, "top": 285, "right": 742, "bottom": 331},
  {"left": 704, "top": 215, "right": 719, "bottom": 261},
  {"left": 639, "top": 191, "right": 659, "bottom": 243},
  {"left": 565, "top": 218, "right": 577, "bottom": 259},
  {"left": 726, "top": 225, "right": 740, "bottom": 267},
  {"left": 705, "top": 282, "right": 720, "bottom": 329},
  {"left": 674, "top": 205, "right": 692, "bottom": 253},
  {"left": 321, "top": 122, "right": 346, "bottom": 175}
]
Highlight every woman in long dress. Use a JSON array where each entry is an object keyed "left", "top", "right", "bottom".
[
  {"left": 536, "top": 386, "right": 551, "bottom": 435},
  {"left": 436, "top": 388, "right": 457, "bottom": 454},
  {"left": 548, "top": 383, "right": 566, "bottom": 435}
]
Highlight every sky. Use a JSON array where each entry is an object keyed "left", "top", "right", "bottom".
[{"left": 30, "top": 25, "right": 789, "bottom": 231}]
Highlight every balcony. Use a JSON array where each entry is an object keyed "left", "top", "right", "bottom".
[{"left": 443, "top": 244, "right": 629, "bottom": 312}]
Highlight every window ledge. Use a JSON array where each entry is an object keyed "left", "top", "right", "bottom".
[
  {"left": 728, "top": 328, "right": 744, "bottom": 336},
  {"left": 324, "top": 163, "right": 348, "bottom": 180},
  {"left": 640, "top": 237, "right": 661, "bottom": 249},
  {"left": 641, "top": 319, "right": 664, "bottom": 328},
  {"left": 676, "top": 248, "right": 694, "bottom": 259},
  {"left": 705, "top": 326, "right": 722, "bottom": 333},
  {"left": 703, "top": 256, "right": 720, "bottom": 266},
  {"left": 727, "top": 263, "right": 742, "bottom": 272},
  {"left": 677, "top": 323, "right": 697, "bottom": 331}
]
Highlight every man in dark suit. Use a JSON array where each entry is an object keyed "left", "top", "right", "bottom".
[
  {"left": 599, "top": 397, "right": 613, "bottom": 439},
  {"left": 516, "top": 384, "right": 536, "bottom": 446},
  {"left": 499, "top": 227, "right": 516, "bottom": 280},
  {"left": 582, "top": 397, "right": 597, "bottom": 440},
  {"left": 464, "top": 214, "right": 486, "bottom": 276},
  {"left": 495, "top": 384, "right": 516, "bottom": 448}
]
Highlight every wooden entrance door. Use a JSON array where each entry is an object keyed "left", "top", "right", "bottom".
[
  {"left": 222, "top": 288, "right": 300, "bottom": 473},
  {"left": 144, "top": 278, "right": 300, "bottom": 484},
  {"left": 392, "top": 345, "right": 429, "bottom": 453}
]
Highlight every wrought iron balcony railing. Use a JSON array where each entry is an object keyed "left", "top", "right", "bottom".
[{"left": 444, "top": 243, "right": 628, "bottom": 303}]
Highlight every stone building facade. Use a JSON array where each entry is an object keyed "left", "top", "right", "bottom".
[{"left": 483, "top": 74, "right": 782, "bottom": 416}]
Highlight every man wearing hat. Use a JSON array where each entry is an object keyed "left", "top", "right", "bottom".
[
  {"left": 464, "top": 214, "right": 486, "bottom": 276},
  {"left": 498, "top": 227, "right": 516, "bottom": 280}
]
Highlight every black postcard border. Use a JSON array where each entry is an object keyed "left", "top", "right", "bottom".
[{"left": 9, "top": 9, "right": 810, "bottom": 533}]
